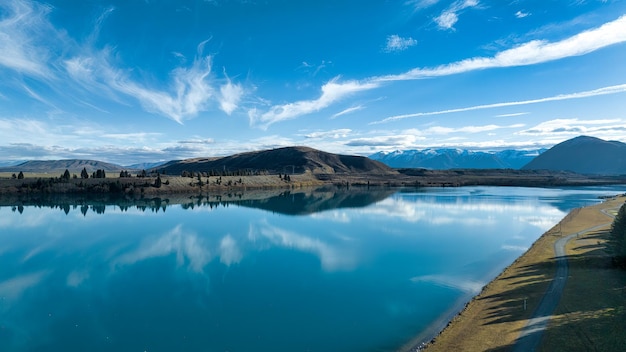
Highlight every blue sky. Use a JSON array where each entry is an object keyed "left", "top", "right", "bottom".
[{"left": 1, "top": 0, "right": 625, "bottom": 165}]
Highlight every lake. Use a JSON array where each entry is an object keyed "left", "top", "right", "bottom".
[{"left": 1, "top": 186, "right": 624, "bottom": 352}]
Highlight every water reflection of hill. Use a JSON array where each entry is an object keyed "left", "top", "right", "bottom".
[
  {"left": 234, "top": 188, "right": 396, "bottom": 215},
  {"left": 0, "top": 186, "right": 396, "bottom": 216}
]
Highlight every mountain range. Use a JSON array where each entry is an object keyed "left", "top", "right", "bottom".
[
  {"left": 1, "top": 136, "right": 625, "bottom": 176},
  {"left": 369, "top": 148, "right": 546, "bottom": 169},
  {"left": 0, "top": 159, "right": 129, "bottom": 174}
]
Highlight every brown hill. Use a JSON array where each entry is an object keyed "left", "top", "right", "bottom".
[
  {"left": 155, "top": 146, "right": 395, "bottom": 175},
  {"left": 0, "top": 159, "right": 128, "bottom": 174},
  {"left": 522, "top": 136, "right": 626, "bottom": 175}
]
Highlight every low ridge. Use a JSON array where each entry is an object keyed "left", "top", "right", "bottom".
[
  {"left": 0, "top": 159, "right": 128, "bottom": 174},
  {"left": 154, "top": 146, "right": 395, "bottom": 175}
]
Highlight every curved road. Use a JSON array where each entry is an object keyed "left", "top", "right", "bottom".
[{"left": 511, "top": 208, "right": 615, "bottom": 352}]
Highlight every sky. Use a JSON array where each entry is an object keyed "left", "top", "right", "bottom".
[{"left": 1, "top": 0, "right": 625, "bottom": 165}]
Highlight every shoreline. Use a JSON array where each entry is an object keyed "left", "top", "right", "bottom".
[
  {"left": 405, "top": 194, "right": 625, "bottom": 352},
  {"left": 1, "top": 170, "right": 626, "bottom": 197}
]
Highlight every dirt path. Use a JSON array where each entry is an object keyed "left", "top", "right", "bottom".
[{"left": 511, "top": 219, "right": 612, "bottom": 352}]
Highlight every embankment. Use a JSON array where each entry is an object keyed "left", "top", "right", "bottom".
[{"left": 402, "top": 195, "right": 625, "bottom": 351}]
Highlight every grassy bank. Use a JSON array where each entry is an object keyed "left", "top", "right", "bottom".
[{"left": 416, "top": 196, "right": 626, "bottom": 352}]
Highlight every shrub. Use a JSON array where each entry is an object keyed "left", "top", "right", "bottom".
[{"left": 609, "top": 203, "right": 626, "bottom": 268}]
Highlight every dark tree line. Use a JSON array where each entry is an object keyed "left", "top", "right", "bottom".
[{"left": 609, "top": 203, "right": 626, "bottom": 268}]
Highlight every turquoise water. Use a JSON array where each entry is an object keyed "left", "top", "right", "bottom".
[{"left": 0, "top": 186, "right": 623, "bottom": 351}]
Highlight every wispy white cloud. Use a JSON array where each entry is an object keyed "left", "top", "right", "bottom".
[
  {"left": 298, "top": 60, "right": 331, "bottom": 77},
  {"left": 406, "top": 0, "right": 440, "bottom": 11},
  {"left": 517, "top": 118, "right": 626, "bottom": 136},
  {"left": 331, "top": 105, "right": 364, "bottom": 119},
  {"left": 258, "top": 15, "right": 626, "bottom": 129},
  {"left": 0, "top": 0, "right": 55, "bottom": 78},
  {"left": 376, "top": 14, "right": 626, "bottom": 81},
  {"left": 178, "top": 138, "right": 215, "bottom": 144},
  {"left": 495, "top": 112, "right": 530, "bottom": 118},
  {"left": 108, "top": 53, "right": 216, "bottom": 124},
  {"left": 249, "top": 77, "right": 378, "bottom": 129},
  {"left": 435, "top": 0, "right": 479, "bottom": 30},
  {"left": 1, "top": 2, "right": 242, "bottom": 124},
  {"left": 424, "top": 123, "right": 525, "bottom": 134},
  {"left": 346, "top": 133, "right": 424, "bottom": 147},
  {"left": 101, "top": 132, "right": 162, "bottom": 141},
  {"left": 374, "top": 83, "right": 626, "bottom": 124},
  {"left": 304, "top": 129, "right": 352, "bottom": 139},
  {"left": 218, "top": 76, "right": 244, "bottom": 115},
  {"left": 217, "top": 69, "right": 244, "bottom": 115},
  {"left": 384, "top": 34, "right": 417, "bottom": 52},
  {"left": 343, "top": 123, "right": 523, "bottom": 149},
  {"left": 66, "top": 40, "right": 243, "bottom": 124},
  {"left": 515, "top": 10, "right": 530, "bottom": 19}
]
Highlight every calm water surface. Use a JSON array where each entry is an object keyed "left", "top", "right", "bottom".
[{"left": 1, "top": 186, "right": 624, "bottom": 351}]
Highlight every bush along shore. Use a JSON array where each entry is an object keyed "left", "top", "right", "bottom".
[{"left": 0, "top": 169, "right": 327, "bottom": 197}]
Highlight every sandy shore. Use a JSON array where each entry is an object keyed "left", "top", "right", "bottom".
[{"left": 401, "top": 195, "right": 625, "bottom": 352}]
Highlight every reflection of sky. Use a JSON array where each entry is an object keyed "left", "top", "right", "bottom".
[{"left": 0, "top": 186, "right": 624, "bottom": 351}]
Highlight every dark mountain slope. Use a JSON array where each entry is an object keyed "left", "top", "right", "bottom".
[
  {"left": 155, "top": 146, "right": 395, "bottom": 175},
  {"left": 522, "top": 136, "right": 626, "bottom": 175}
]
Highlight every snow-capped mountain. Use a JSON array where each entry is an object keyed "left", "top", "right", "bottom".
[{"left": 368, "top": 148, "right": 546, "bottom": 169}]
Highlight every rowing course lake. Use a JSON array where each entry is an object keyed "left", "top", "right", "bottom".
[{"left": 0, "top": 186, "right": 623, "bottom": 351}]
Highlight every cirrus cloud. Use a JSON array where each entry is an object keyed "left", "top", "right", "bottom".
[
  {"left": 376, "top": 14, "right": 626, "bottom": 81},
  {"left": 249, "top": 77, "right": 379, "bottom": 129}
]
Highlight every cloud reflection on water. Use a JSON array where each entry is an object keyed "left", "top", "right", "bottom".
[
  {"left": 115, "top": 224, "right": 211, "bottom": 272},
  {"left": 251, "top": 220, "right": 357, "bottom": 271},
  {"left": 410, "top": 274, "right": 485, "bottom": 295}
]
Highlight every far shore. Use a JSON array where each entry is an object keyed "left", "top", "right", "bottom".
[
  {"left": 404, "top": 194, "right": 626, "bottom": 352},
  {"left": 2, "top": 168, "right": 626, "bottom": 197}
]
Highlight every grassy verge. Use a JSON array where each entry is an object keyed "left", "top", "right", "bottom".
[
  {"left": 418, "top": 196, "right": 625, "bottom": 352},
  {"left": 539, "top": 202, "right": 626, "bottom": 351}
]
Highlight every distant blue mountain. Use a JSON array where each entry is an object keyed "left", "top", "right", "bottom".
[
  {"left": 0, "top": 160, "right": 25, "bottom": 168},
  {"left": 522, "top": 136, "right": 626, "bottom": 175},
  {"left": 369, "top": 148, "right": 546, "bottom": 169}
]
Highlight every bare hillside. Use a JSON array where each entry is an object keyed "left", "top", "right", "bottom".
[{"left": 154, "top": 146, "right": 395, "bottom": 175}]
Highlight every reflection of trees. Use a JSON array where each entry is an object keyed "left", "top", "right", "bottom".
[{"left": 1, "top": 186, "right": 396, "bottom": 217}]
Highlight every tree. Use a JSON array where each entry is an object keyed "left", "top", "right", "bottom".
[
  {"left": 11, "top": 173, "right": 16, "bottom": 179},
  {"left": 197, "top": 173, "right": 203, "bottom": 186},
  {"left": 609, "top": 203, "right": 626, "bottom": 268},
  {"left": 61, "top": 169, "right": 71, "bottom": 181},
  {"left": 154, "top": 175, "right": 162, "bottom": 188},
  {"left": 17, "top": 171, "right": 24, "bottom": 179},
  {"left": 81, "top": 167, "right": 89, "bottom": 179}
]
